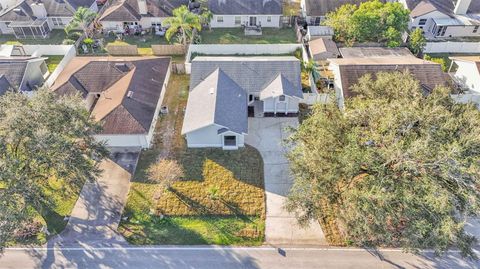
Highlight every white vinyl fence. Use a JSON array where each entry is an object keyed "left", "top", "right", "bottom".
[
  {"left": 185, "top": 44, "right": 302, "bottom": 73},
  {"left": 424, "top": 42, "right": 480, "bottom": 53}
]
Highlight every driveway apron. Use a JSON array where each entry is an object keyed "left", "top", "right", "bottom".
[{"left": 246, "top": 117, "right": 327, "bottom": 245}]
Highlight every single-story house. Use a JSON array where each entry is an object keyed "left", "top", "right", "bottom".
[
  {"left": 0, "top": 0, "right": 98, "bottom": 38},
  {"left": 182, "top": 56, "right": 303, "bottom": 150},
  {"left": 450, "top": 56, "right": 480, "bottom": 93},
  {"left": 208, "top": 0, "right": 282, "bottom": 28},
  {"left": 300, "top": 0, "right": 384, "bottom": 25},
  {"left": 98, "top": 0, "right": 191, "bottom": 32},
  {"left": 51, "top": 56, "right": 171, "bottom": 149},
  {"left": 328, "top": 55, "right": 447, "bottom": 109},
  {"left": 399, "top": 0, "right": 480, "bottom": 39},
  {"left": 308, "top": 37, "right": 339, "bottom": 61},
  {"left": 0, "top": 55, "right": 49, "bottom": 95},
  {"left": 339, "top": 47, "right": 414, "bottom": 58}
]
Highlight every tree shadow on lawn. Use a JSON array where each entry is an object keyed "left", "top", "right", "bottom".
[{"left": 179, "top": 145, "right": 264, "bottom": 189}]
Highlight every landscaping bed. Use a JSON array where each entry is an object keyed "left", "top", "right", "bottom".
[{"left": 119, "top": 74, "right": 266, "bottom": 245}]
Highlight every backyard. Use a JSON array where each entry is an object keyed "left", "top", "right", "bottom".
[
  {"left": 200, "top": 27, "right": 297, "bottom": 44},
  {"left": 0, "top": 30, "right": 70, "bottom": 45},
  {"left": 104, "top": 33, "right": 169, "bottom": 55},
  {"left": 45, "top": 55, "right": 64, "bottom": 73},
  {"left": 118, "top": 74, "right": 266, "bottom": 245}
]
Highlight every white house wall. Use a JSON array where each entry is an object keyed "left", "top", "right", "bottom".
[
  {"left": 263, "top": 96, "right": 299, "bottom": 113},
  {"left": 0, "top": 22, "right": 13, "bottom": 34},
  {"left": 454, "top": 61, "right": 480, "bottom": 93},
  {"left": 185, "top": 125, "right": 224, "bottom": 148},
  {"left": 441, "top": 25, "right": 480, "bottom": 38},
  {"left": 409, "top": 11, "right": 449, "bottom": 31},
  {"left": 210, "top": 15, "right": 281, "bottom": 28},
  {"left": 101, "top": 17, "right": 168, "bottom": 31}
]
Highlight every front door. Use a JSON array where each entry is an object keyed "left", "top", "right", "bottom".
[{"left": 249, "top": 16, "right": 257, "bottom": 26}]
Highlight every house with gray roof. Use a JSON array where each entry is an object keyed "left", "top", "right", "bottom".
[
  {"left": 208, "top": 0, "right": 282, "bottom": 28},
  {"left": 98, "top": 0, "right": 191, "bottom": 32},
  {"left": 0, "top": 56, "right": 49, "bottom": 95},
  {"left": 0, "top": 0, "right": 98, "bottom": 38},
  {"left": 51, "top": 56, "right": 171, "bottom": 149},
  {"left": 398, "top": 0, "right": 480, "bottom": 39},
  {"left": 182, "top": 56, "right": 303, "bottom": 150}
]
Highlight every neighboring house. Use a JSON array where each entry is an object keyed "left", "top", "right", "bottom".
[
  {"left": 450, "top": 56, "right": 480, "bottom": 93},
  {"left": 339, "top": 47, "right": 414, "bottom": 58},
  {"left": 328, "top": 54, "right": 447, "bottom": 108},
  {"left": 182, "top": 56, "right": 303, "bottom": 150},
  {"left": 308, "top": 37, "right": 339, "bottom": 61},
  {"left": 208, "top": 0, "right": 282, "bottom": 28},
  {"left": 398, "top": 0, "right": 480, "bottom": 39},
  {"left": 300, "top": 0, "right": 384, "bottom": 25},
  {"left": 0, "top": 56, "right": 49, "bottom": 95},
  {"left": 98, "top": 0, "right": 191, "bottom": 32},
  {"left": 51, "top": 57, "right": 171, "bottom": 149},
  {"left": 0, "top": 0, "right": 98, "bottom": 38}
]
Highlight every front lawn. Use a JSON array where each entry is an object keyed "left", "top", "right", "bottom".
[
  {"left": 119, "top": 74, "right": 266, "bottom": 245},
  {"left": 0, "top": 30, "right": 69, "bottom": 45},
  {"left": 200, "top": 27, "right": 297, "bottom": 44}
]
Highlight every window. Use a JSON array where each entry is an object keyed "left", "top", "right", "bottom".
[
  {"left": 151, "top": 22, "right": 161, "bottom": 27},
  {"left": 234, "top": 16, "right": 241, "bottom": 25},
  {"left": 436, "top": 26, "right": 447, "bottom": 36},
  {"left": 217, "top": 16, "right": 224, "bottom": 23},
  {"left": 278, "top": 95, "right": 286, "bottom": 102},
  {"left": 224, "top": 136, "right": 236, "bottom": 146},
  {"left": 51, "top": 18, "right": 64, "bottom": 26},
  {"left": 249, "top": 94, "right": 254, "bottom": 102},
  {"left": 419, "top": 19, "right": 427, "bottom": 26},
  {"left": 474, "top": 26, "right": 479, "bottom": 33},
  {"left": 267, "top": 16, "right": 272, "bottom": 23}
]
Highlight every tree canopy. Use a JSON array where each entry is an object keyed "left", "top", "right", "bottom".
[
  {"left": 324, "top": 0, "right": 410, "bottom": 46},
  {"left": 0, "top": 89, "right": 107, "bottom": 248},
  {"left": 408, "top": 28, "right": 427, "bottom": 56},
  {"left": 163, "top": 5, "right": 202, "bottom": 45},
  {"left": 286, "top": 71, "right": 480, "bottom": 258}
]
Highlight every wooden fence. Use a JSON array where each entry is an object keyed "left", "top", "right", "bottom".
[
  {"left": 152, "top": 45, "right": 186, "bottom": 55},
  {"left": 106, "top": 44, "right": 139, "bottom": 55}
]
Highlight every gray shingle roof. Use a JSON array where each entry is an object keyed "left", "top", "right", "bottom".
[
  {"left": 182, "top": 68, "right": 248, "bottom": 135},
  {"left": 208, "top": 0, "right": 282, "bottom": 15},
  {"left": 0, "top": 60, "right": 28, "bottom": 93},
  {"left": 339, "top": 47, "right": 414, "bottom": 58},
  {"left": 100, "top": 0, "right": 188, "bottom": 21},
  {"left": 260, "top": 74, "right": 303, "bottom": 100},
  {"left": 406, "top": 0, "right": 480, "bottom": 17},
  {"left": 0, "top": 0, "right": 96, "bottom": 22},
  {"left": 190, "top": 57, "right": 302, "bottom": 96}
]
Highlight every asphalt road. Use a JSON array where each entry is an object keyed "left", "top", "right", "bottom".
[{"left": 1, "top": 246, "right": 479, "bottom": 269}]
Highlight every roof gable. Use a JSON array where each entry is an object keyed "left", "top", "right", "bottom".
[
  {"left": 182, "top": 68, "right": 248, "bottom": 135},
  {"left": 260, "top": 74, "right": 303, "bottom": 100}
]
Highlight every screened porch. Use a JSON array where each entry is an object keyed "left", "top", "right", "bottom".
[{"left": 10, "top": 19, "right": 50, "bottom": 39}]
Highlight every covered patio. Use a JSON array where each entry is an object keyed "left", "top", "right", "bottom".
[{"left": 10, "top": 19, "right": 50, "bottom": 39}]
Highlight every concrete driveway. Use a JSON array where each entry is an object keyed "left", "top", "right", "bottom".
[
  {"left": 246, "top": 118, "right": 326, "bottom": 245},
  {"left": 51, "top": 153, "right": 138, "bottom": 247}
]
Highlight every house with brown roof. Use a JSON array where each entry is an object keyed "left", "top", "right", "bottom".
[
  {"left": 51, "top": 56, "right": 171, "bottom": 149},
  {"left": 0, "top": 0, "right": 98, "bottom": 38},
  {"left": 399, "top": 0, "right": 480, "bottom": 39},
  {"left": 98, "top": 0, "right": 190, "bottom": 32},
  {"left": 328, "top": 54, "right": 447, "bottom": 109}
]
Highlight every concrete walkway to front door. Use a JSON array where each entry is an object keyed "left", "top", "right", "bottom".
[
  {"left": 246, "top": 118, "right": 327, "bottom": 245},
  {"left": 50, "top": 155, "right": 136, "bottom": 247}
]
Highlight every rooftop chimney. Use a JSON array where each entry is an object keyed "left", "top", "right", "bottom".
[
  {"left": 30, "top": 2, "right": 47, "bottom": 19},
  {"left": 454, "top": 0, "right": 472, "bottom": 15},
  {"left": 137, "top": 0, "right": 147, "bottom": 15}
]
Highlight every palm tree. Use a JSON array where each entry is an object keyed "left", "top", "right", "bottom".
[
  {"left": 65, "top": 7, "right": 97, "bottom": 38},
  {"left": 163, "top": 5, "right": 202, "bottom": 46},
  {"left": 303, "top": 59, "right": 321, "bottom": 83}
]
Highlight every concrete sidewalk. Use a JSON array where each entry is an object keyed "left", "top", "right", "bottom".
[
  {"left": 51, "top": 157, "right": 134, "bottom": 247},
  {"left": 246, "top": 118, "right": 326, "bottom": 245}
]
